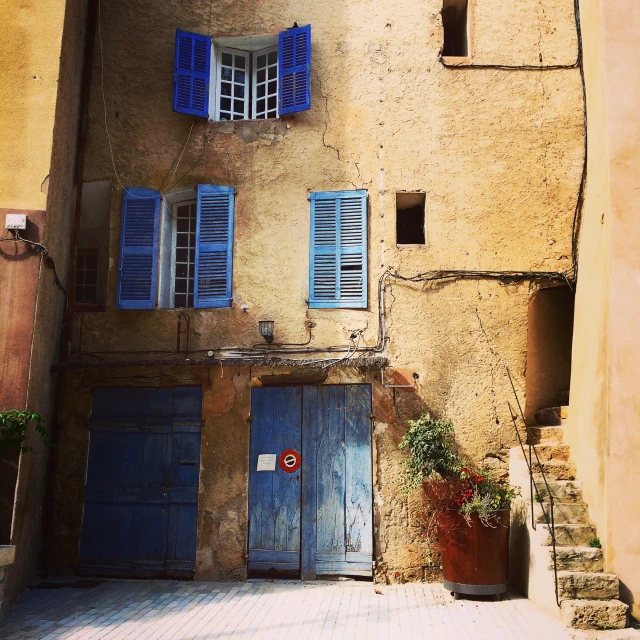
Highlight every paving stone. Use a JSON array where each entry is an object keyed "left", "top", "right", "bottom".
[{"left": 0, "top": 578, "right": 576, "bottom": 639}]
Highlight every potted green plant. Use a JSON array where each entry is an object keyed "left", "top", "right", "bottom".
[{"left": 399, "top": 413, "right": 519, "bottom": 598}]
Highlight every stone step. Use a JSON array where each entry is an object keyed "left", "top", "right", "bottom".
[
  {"left": 527, "top": 426, "right": 565, "bottom": 445},
  {"left": 550, "top": 547, "right": 605, "bottom": 572},
  {"left": 558, "top": 572, "right": 620, "bottom": 600},
  {"left": 530, "top": 459, "right": 576, "bottom": 480},
  {"left": 540, "top": 523, "right": 597, "bottom": 547},
  {"left": 533, "top": 479, "right": 584, "bottom": 503},
  {"left": 528, "top": 443, "right": 571, "bottom": 462},
  {"left": 536, "top": 405, "right": 569, "bottom": 426},
  {"left": 561, "top": 599, "right": 629, "bottom": 631},
  {"left": 534, "top": 502, "right": 589, "bottom": 525}
]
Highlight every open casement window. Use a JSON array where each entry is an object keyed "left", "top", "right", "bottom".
[
  {"left": 118, "top": 185, "right": 234, "bottom": 310},
  {"left": 117, "top": 188, "right": 161, "bottom": 310},
  {"left": 173, "top": 25, "right": 311, "bottom": 120},
  {"left": 309, "top": 190, "right": 368, "bottom": 309}
]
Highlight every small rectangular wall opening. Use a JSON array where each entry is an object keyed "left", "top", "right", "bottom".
[
  {"left": 442, "top": 0, "right": 469, "bottom": 57},
  {"left": 396, "top": 192, "right": 426, "bottom": 245}
]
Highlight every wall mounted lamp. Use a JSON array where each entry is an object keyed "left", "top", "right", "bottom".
[{"left": 258, "top": 320, "right": 275, "bottom": 346}]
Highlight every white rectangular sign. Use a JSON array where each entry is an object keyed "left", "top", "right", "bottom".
[{"left": 257, "top": 454, "right": 277, "bottom": 472}]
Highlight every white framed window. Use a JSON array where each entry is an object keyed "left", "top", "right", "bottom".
[
  {"left": 170, "top": 201, "right": 197, "bottom": 308},
  {"left": 215, "top": 49, "right": 250, "bottom": 121},
  {"left": 252, "top": 46, "right": 279, "bottom": 119}
]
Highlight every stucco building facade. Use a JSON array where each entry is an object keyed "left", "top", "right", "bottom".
[{"left": 47, "top": 0, "right": 583, "bottom": 585}]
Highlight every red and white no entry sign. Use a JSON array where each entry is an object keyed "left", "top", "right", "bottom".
[{"left": 279, "top": 449, "right": 301, "bottom": 473}]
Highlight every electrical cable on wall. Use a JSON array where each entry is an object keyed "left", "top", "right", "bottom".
[{"left": 0, "top": 232, "right": 68, "bottom": 299}]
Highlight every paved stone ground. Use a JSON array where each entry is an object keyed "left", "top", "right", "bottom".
[{"left": 0, "top": 579, "right": 573, "bottom": 640}]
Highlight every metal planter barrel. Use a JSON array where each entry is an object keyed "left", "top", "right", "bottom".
[{"left": 438, "top": 509, "right": 510, "bottom": 597}]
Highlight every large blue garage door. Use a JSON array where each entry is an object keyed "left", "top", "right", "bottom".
[{"left": 78, "top": 386, "right": 202, "bottom": 578}]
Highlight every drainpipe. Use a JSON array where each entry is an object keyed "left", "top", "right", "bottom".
[{"left": 60, "top": 0, "right": 98, "bottom": 358}]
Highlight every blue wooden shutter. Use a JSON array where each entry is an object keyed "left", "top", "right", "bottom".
[
  {"left": 309, "top": 190, "right": 367, "bottom": 309},
  {"left": 278, "top": 25, "right": 311, "bottom": 115},
  {"left": 117, "top": 188, "right": 161, "bottom": 309},
  {"left": 173, "top": 30, "right": 211, "bottom": 118},
  {"left": 194, "top": 185, "right": 234, "bottom": 308}
]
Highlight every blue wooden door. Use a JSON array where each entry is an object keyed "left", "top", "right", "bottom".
[
  {"left": 79, "top": 386, "right": 201, "bottom": 578},
  {"left": 248, "top": 387, "right": 302, "bottom": 573},
  {"left": 248, "top": 385, "right": 372, "bottom": 579}
]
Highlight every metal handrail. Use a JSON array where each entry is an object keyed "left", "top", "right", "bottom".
[{"left": 506, "top": 367, "right": 560, "bottom": 608}]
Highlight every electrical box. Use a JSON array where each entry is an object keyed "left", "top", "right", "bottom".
[{"left": 5, "top": 213, "right": 27, "bottom": 231}]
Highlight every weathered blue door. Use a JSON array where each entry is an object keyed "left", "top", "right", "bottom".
[
  {"left": 248, "top": 387, "right": 302, "bottom": 573},
  {"left": 248, "top": 385, "right": 372, "bottom": 579},
  {"left": 79, "top": 386, "right": 202, "bottom": 578}
]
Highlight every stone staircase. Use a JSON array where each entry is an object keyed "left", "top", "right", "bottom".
[{"left": 509, "top": 406, "right": 638, "bottom": 636}]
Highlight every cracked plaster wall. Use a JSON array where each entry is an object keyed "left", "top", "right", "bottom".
[{"left": 59, "top": 0, "right": 583, "bottom": 581}]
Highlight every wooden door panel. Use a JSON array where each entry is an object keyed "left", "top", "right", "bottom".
[
  {"left": 248, "top": 387, "right": 302, "bottom": 572},
  {"left": 316, "top": 386, "right": 346, "bottom": 556}
]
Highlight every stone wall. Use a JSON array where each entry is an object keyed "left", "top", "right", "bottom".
[{"left": 51, "top": 0, "right": 584, "bottom": 583}]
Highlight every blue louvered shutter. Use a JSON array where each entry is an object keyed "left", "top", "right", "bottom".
[
  {"left": 117, "top": 188, "right": 161, "bottom": 309},
  {"left": 309, "top": 190, "right": 367, "bottom": 309},
  {"left": 194, "top": 185, "right": 234, "bottom": 308},
  {"left": 278, "top": 25, "right": 311, "bottom": 115},
  {"left": 173, "top": 30, "right": 211, "bottom": 118}
]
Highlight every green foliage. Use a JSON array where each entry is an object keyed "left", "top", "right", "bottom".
[
  {"left": 398, "top": 413, "right": 462, "bottom": 494},
  {"left": 534, "top": 492, "right": 545, "bottom": 503},
  {"left": 589, "top": 537, "right": 602, "bottom": 549},
  {"left": 0, "top": 410, "right": 46, "bottom": 454}
]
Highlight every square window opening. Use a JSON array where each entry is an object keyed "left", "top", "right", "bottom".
[
  {"left": 396, "top": 192, "right": 426, "bottom": 245},
  {"left": 442, "top": 0, "right": 469, "bottom": 57}
]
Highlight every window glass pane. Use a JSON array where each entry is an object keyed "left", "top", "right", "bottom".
[
  {"left": 221, "top": 67, "right": 232, "bottom": 81},
  {"left": 268, "top": 66, "right": 277, "bottom": 80},
  {"left": 234, "top": 99, "right": 244, "bottom": 113},
  {"left": 235, "top": 70, "right": 245, "bottom": 84},
  {"left": 268, "top": 96, "right": 277, "bottom": 111},
  {"left": 257, "top": 54, "right": 266, "bottom": 67},
  {"left": 257, "top": 69, "right": 266, "bottom": 83},
  {"left": 172, "top": 201, "right": 197, "bottom": 308},
  {"left": 220, "top": 97, "right": 231, "bottom": 111},
  {"left": 257, "top": 99, "right": 265, "bottom": 113},
  {"left": 268, "top": 51, "right": 277, "bottom": 65},
  {"left": 257, "top": 84, "right": 265, "bottom": 99},
  {"left": 222, "top": 52, "right": 233, "bottom": 66},
  {"left": 221, "top": 83, "right": 231, "bottom": 96},
  {"left": 268, "top": 81, "right": 277, "bottom": 95},
  {"left": 235, "top": 55, "right": 246, "bottom": 69},
  {"left": 234, "top": 84, "right": 245, "bottom": 98}
]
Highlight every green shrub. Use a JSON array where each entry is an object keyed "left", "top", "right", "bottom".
[{"left": 0, "top": 410, "right": 46, "bottom": 454}]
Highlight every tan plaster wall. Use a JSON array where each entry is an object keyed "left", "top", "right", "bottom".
[
  {"left": 0, "top": 0, "right": 87, "bottom": 608},
  {"left": 59, "top": 0, "right": 583, "bottom": 581},
  {"left": 568, "top": 0, "right": 640, "bottom": 618}
]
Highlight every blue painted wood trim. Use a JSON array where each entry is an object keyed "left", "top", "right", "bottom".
[
  {"left": 194, "top": 184, "right": 235, "bottom": 308},
  {"left": 116, "top": 188, "right": 161, "bottom": 310},
  {"left": 301, "top": 386, "right": 318, "bottom": 580},
  {"left": 278, "top": 25, "right": 311, "bottom": 115},
  {"left": 308, "top": 190, "right": 368, "bottom": 309}
]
